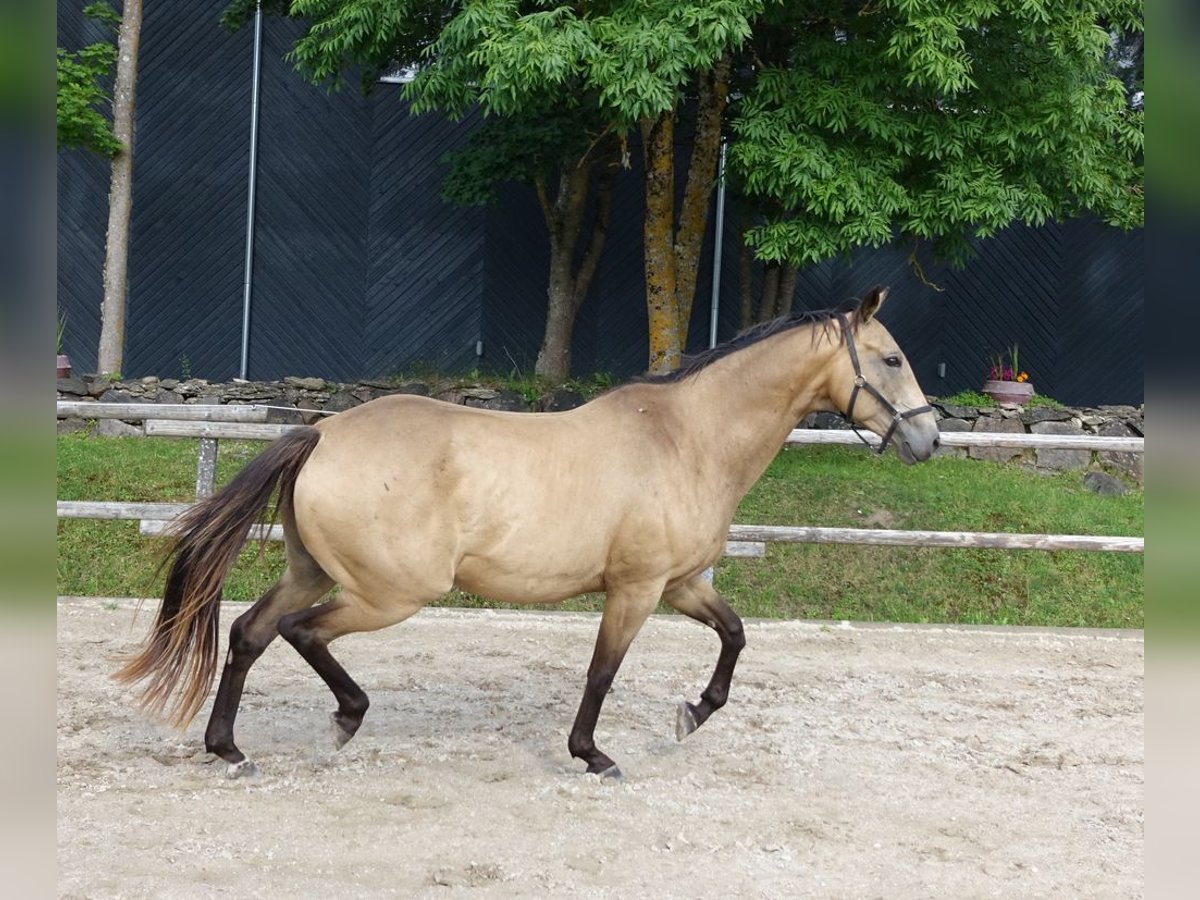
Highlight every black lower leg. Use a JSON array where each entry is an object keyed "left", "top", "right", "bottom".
[
  {"left": 205, "top": 612, "right": 271, "bottom": 764},
  {"left": 679, "top": 607, "right": 745, "bottom": 734},
  {"left": 566, "top": 585, "right": 659, "bottom": 777},
  {"left": 278, "top": 606, "right": 370, "bottom": 745},
  {"left": 567, "top": 669, "right": 619, "bottom": 775}
]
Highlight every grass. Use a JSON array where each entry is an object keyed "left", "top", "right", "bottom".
[
  {"left": 715, "top": 448, "right": 1141, "bottom": 627},
  {"left": 56, "top": 433, "right": 1143, "bottom": 628},
  {"left": 937, "top": 389, "right": 1066, "bottom": 409}
]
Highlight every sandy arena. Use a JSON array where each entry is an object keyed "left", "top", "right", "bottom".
[{"left": 57, "top": 598, "right": 1143, "bottom": 898}]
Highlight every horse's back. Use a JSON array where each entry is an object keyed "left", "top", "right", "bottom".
[{"left": 289, "top": 393, "right": 690, "bottom": 603}]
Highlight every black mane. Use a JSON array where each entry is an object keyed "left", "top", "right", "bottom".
[{"left": 627, "top": 303, "right": 856, "bottom": 386}]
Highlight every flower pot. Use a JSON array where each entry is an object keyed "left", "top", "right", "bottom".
[
  {"left": 981, "top": 379, "right": 1034, "bottom": 408},
  {"left": 57, "top": 354, "right": 73, "bottom": 378}
]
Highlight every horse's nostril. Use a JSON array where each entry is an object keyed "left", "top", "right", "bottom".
[{"left": 932, "top": 436, "right": 941, "bottom": 450}]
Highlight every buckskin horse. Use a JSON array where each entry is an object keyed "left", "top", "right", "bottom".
[{"left": 116, "top": 286, "right": 939, "bottom": 779}]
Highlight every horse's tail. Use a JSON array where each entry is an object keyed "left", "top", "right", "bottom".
[{"left": 114, "top": 426, "right": 322, "bottom": 728}]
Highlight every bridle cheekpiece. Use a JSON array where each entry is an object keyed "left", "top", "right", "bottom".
[{"left": 834, "top": 313, "right": 933, "bottom": 456}]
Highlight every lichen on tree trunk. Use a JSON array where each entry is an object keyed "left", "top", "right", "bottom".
[
  {"left": 641, "top": 111, "right": 680, "bottom": 375},
  {"left": 641, "top": 54, "right": 731, "bottom": 374}
]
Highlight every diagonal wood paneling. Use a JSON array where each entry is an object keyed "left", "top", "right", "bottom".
[
  {"left": 243, "top": 18, "right": 371, "bottom": 381},
  {"left": 123, "top": 0, "right": 254, "bottom": 380},
  {"left": 363, "top": 92, "right": 485, "bottom": 376}
]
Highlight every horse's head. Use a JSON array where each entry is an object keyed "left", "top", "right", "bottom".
[{"left": 826, "top": 287, "right": 940, "bottom": 464}]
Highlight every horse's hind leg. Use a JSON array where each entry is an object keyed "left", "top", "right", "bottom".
[
  {"left": 567, "top": 581, "right": 663, "bottom": 780},
  {"left": 662, "top": 576, "right": 746, "bottom": 741},
  {"left": 277, "top": 595, "right": 422, "bottom": 750},
  {"left": 205, "top": 560, "right": 334, "bottom": 777}
]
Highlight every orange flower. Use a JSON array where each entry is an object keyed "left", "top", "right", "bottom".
[{"left": 1016, "top": 372, "right": 1029, "bottom": 383}]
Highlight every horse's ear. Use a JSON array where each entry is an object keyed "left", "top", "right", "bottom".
[{"left": 856, "top": 285, "right": 889, "bottom": 324}]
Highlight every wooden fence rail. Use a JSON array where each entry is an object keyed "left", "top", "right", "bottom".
[
  {"left": 785, "top": 429, "right": 1142, "bottom": 453},
  {"left": 56, "top": 402, "right": 1145, "bottom": 453},
  {"left": 726, "top": 524, "right": 1143, "bottom": 554},
  {"left": 55, "top": 501, "right": 1143, "bottom": 555},
  {"left": 57, "top": 401, "right": 271, "bottom": 422},
  {"left": 56, "top": 402, "right": 1144, "bottom": 556}
]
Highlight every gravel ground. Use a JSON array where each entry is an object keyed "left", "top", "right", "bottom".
[{"left": 57, "top": 598, "right": 1143, "bottom": 898}]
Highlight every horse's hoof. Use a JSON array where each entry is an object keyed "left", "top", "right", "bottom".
[
  {"left": 330, "top": 713, "right": 355, "bottom": 749},
  {"left": 598, "top": 764, "right": 624, "bottom": 783},
  {"left": 675, "top": 701, "right": 698, "bottom": 741},
  {"left": 226, "top": 758, "right": 260, "bottom": 779}
]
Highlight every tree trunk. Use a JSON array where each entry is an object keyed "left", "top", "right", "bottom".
[
  {"left": 737, "top": 212, "right": 754, "bottom": 329},
  {"left": 533, "top": 147, "right": 618, "bottom": 381},
  {"left": 536, "top": 270, "right": 577, "bottom": 381},
  {"left": 776, "top": 263, "right": 799, "bottom": 317},
  {"left": 672, "top": 52, "right": 731, "bottom": 340},
  {"left": 641, "top": 111, "right": 680, "bottom": 374},
  {"left": 97, "top": 0, "right": 143, "bottom": 376},
  {"left": 639, "top": 54, "right": 730, "bottom": 373},
  {"left": 760, "top": 263, "right": 780, "bottom": 323}
]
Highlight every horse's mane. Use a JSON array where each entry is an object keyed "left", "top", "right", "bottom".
[{"left": 626, "top": 302, "right": 857, "bottom": 387}]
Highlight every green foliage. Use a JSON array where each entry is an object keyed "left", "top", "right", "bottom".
[
  {"left": 286, "top": 0, "right": 457, "bottom": 90},
  {"left": 439, "top": 105, "right": 600, "bottom": 206},
  {"left": 730, "top": 0, "right": 1144, "bottom": 265},
  {"left": 937, "top": 389, "right": 1064, "bottom": 409},
  {"left": 274, "top": 0, "right": 1142, "bottom": 273},
  {"left": 279, "top": 0, "right": 763, "bottom": 233},
  {"left": 1025, "top": 393, "right": 1065, "bottom": 409},
  {"left": 288, "top": 0, "right": 762, "bottom": 123},
  {"left": 937, "top": 389, "right": 994, "bottom": 407},
  {"left": 57, "top": 3, "right": 123, "bottom": 157}
]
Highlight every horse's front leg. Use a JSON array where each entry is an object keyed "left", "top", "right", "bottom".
[
  {"left": 567, "top": 580, "right": 664, "bottom": 780},
  {"left": 662, "top": 575, "right": 746, "bottom": 740}
]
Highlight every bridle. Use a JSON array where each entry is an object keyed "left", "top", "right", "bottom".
[{"left": 835, "top": 313, "right": 933, "bottom": 456}]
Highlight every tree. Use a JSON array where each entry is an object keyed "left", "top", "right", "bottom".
[
  {"left": 57, "top": 0, "right": 145, "bottom": 376},
  {"left": 272, "top": 0, "right": 620, "bottom": 379},
  {"left": 259, "top": 0, "right": 1145, "bottom": 376},
  {"left": 728, "top": 1, "right": 1144, "bottom": 274},
  {"left": 285, "top": 0, "right": 762, "bottom": 375},
  {"left": 98, "top": 0, "right": 144, "bottom": 376},
  {"left": 437, "top": 2, "right": 760, "bottom": 373}
]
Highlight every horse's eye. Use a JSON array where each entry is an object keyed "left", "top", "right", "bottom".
[{"left": 884, "top": 355, "right": 902, "bottom": 368}]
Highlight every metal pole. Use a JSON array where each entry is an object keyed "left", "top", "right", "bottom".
[
  {"left": 239, "top": 1, "right": 264, "bottom": 380},
  {"left": 708, "top": 138, "right": 728, "bottom": 349},
  {"left": 701, "top": 140, "right": 729, "bottom": 586}
]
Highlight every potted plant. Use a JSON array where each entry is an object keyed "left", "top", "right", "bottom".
[
  {"left": 56, "top": 312, "right": 72, "bottom": 378},
  {"left": 981, "top": 345, "right": 1033, "bottom": 408}
]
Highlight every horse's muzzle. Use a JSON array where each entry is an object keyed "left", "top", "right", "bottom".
[{"left": 895, "top": 421, "right": 941, "bottom": 464}]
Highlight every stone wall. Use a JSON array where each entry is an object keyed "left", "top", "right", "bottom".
[{"left": 57, "top": 375, "right": 1144, "bottom": 486}]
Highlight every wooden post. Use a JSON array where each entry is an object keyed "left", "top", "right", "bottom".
[
  {"left": 194, "top": 396, "right": 220, "bottom": 499},
  {"left": 195, "top": 438, "right": 218, "bottom": 499}
]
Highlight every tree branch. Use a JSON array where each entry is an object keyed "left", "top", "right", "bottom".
[{"left": 573, "top": 154, "right": 618, "bottom": 312}]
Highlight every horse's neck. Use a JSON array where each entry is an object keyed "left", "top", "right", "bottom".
[{"left": 676, "top": 324, "right": 839, "bottom": 497}]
